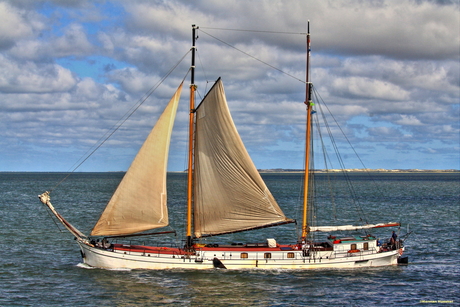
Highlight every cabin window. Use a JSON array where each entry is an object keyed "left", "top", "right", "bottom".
[
  {"left": 363, "top": 243, "right": 369, "bottom": 250},
  {"left": 351, "top": 244, "right": 357, "bottom": 250},
  {"left": 264, "top": 253, "right": 272, "bottom": 259},
  {"left": 287, "top": 252, "right": 295, "bottom": 259},
  {"left": 240, "top": 253, "right": 248, "bottom": 259}
]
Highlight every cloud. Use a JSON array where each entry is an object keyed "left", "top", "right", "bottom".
[
  {"left": 331, "top": 76, "right": 410, "bottom": 101},
  {"left": 50, "top": 23, "right": 94, "bottom": 57},
  {"left": 393, "top": 115, "right": 423, "bottom": 126},
  {"left": 0, "top": 0, "right": 458, "bottom": 171},
  {"left": 8, "top": 23, "right": 94, "bottom": 62},
  {"left": 313, "top": 0, "right": 459, "bottom": 60},
  {"left": 0, "top": 2, "right": 45, "bottom": 49},
  {"left": 0, "top": 54, "right": 77, "bottom": 93}
]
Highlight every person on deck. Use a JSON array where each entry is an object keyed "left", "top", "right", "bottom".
[{"left": 390, "top": 231, "right": 398, "bottom": 249}]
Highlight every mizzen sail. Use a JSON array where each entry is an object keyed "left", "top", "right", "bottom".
[
  {"left": 91, "top": 83, "right": 183, "bottom": 236},
  {"left": 193, "top": 79, "right": 292, "bottom": 238}
]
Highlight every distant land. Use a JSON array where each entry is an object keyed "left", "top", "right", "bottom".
[
  {"left": 257, "top": 169, "right": 459, "bottom": 173},
  {"left": 0, "top": 169, "right": 458, "bottom": 173}
]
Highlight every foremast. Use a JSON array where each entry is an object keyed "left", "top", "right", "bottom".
[
  {"left": 301, "top": 21, "right": 313, "bottom": 241},
  {"left": 186, "top": 24, "right": 198, "bottom": 249}
]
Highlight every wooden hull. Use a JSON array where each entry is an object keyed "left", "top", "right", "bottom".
[{"left": 77, "top": 241, "right": 402, "bottom": 270}]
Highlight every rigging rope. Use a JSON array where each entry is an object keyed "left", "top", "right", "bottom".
[
  {"left": 199, "top": 27, "right": 382, "bottom": 231},
  {"left": 199, "top": 29, "right": 306, "bottom": 84},
  {"left": 200, "top": 26, "right": 307, "bottom": 35},
  {"left": 312, "top": 109, "right": 338, "bottom": 221},
  {"left": 312, "top": 87, "right": 369, "bottom": 225},
  {"left": 195, "top": 48, "right": 210, "bottom": 100},
  {"left": 49, "top": 50, "right": 192, "bottom": 193}
]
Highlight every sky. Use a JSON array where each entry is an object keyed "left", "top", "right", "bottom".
[{"left": 0, "top": 0, "right": 459, "bottom": 172}]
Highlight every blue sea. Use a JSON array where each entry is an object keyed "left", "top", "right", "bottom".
[{"left": 1, "top": 172, "right": 459, "bottom": 306}]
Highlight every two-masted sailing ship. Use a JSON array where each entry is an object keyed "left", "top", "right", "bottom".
[{"left": 39, "top": 24, "right": 406, "bottom": 269}]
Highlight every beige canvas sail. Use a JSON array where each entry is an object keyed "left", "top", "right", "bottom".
[
  {"left": 91, "top": 83, "right": 183, "bottom": 236},
  {"left": 193, "top": 79, "right": 291, "bottom": 237}
]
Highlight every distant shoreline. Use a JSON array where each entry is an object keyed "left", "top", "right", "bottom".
[
  {"left": 257, "top": 169, "right": 460, "bottom": 173},
  {"left": 1, "top": 169, "right": 458, "bottom": 173}
]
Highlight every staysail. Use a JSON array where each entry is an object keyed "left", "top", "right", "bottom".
[
  {"left": 193, "top": 79, "right": 292, "bottom": 238},
  {"left": 91, "top": 83, "right": 183, "bottom": 236}
]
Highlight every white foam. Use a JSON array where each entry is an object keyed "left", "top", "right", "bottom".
[
  {"left": 76, "top": 262, "right": 132, "bottom": 271},
  {"left": 76, "top": 262, "right": 95, "bottom": 269}
]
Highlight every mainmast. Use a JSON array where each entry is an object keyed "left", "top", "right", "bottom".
[
  {"left": 301, "top": 21, "right": 313, "bottom": 241},
  {"left": 186, "top": 24, "right": 198, "bottom": 248}
]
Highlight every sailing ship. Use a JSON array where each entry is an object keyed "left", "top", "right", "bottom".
[{"left": 39, "top": 24, "right": 407, "bottom": 269}]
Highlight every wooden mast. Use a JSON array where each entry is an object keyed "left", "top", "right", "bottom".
[
  {"left": 301, "top": 21, "right": 312, "bottom": 240},
  {"left": 186, "top": 24, "right": 197, "bottom": 248}
]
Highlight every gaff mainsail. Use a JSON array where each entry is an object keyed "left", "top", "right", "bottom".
[{"left": 193, "top": 79, "right": 293, "bottom": 238}]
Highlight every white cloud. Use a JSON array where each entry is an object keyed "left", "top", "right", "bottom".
[
  {"left": 8, "top": 23, "right": 94, "bottom": 61},
  {"left": 332, "top": 76, "right": 410, "bottom": 101},
  {"left": 50, "top": 23, "right": 94, "bottom": 57},
  {"left": 107, "top": 67, "right": 159, "bottom": 94},
  {"left": 0, "top": 54, "right": 77, "bottom": 93},
  {"left": 394, "top": 115, "right": 423, "bottom": 126},
  {"left": 0, "top": 2, "right": 44, "bottom": 49}
]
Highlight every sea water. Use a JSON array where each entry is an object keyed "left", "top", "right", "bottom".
[{"left": 0, "top": 172, "right": 458, "bottom": 306}]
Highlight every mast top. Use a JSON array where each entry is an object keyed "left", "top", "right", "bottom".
[{"left": 190, "top": 25, "right": 198, "bottom": 86}]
